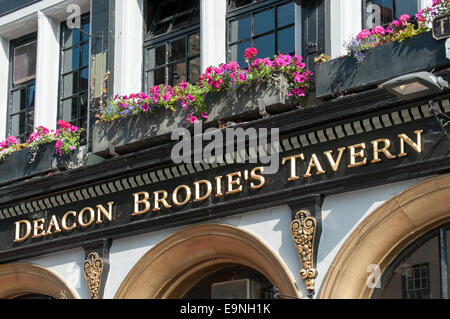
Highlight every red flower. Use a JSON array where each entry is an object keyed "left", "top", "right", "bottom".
[
  {"left": 57, "top": 120, "right": 71, "bottom": 130},
  {"left": 244, "top": 47, "right": 258, "bottom": 60}
]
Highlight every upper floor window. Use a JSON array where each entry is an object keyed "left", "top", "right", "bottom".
[
  {"left": 226, "top": 0, "right": 295, "bottom": 67},
  {"left": 8, "top": 34, "right": 37, "bottom": 143},
  {"left": 144, "top": 0, "right": 201, "bottom": 89},
  {"left": 363, "top": 0, "right": 419, "bottom": 29},
  {"left": 59, "top": 13, "right": 90, "bottom": 144}
]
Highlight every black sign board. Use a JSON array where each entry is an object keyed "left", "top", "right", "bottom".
[{"left": 433, "top": 14, "right": 450, "bottom": 40}]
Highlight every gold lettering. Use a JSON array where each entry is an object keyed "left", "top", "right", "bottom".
[
  {"left": 62, "top": 211, "right": 77, "bottom": 231},
  {"left": 46, "top": 215, "right": 62, "bottom": 235},
  {"left": 132, "top": 192, "right": 151, "bottom": 216},
  {"left": 194, "top": 180, "right": 213, "bottom": 202},
  {"left": 14, "top": 220, "right": 32, "bottom": 243},
  {"left": 78, "top": 207, "right": 95, "bottom": 228},
  {"left": 172, "top": 185, "right": 192, "bottom": 206},
  {"left": 226, "top": 172, "right": 243, "bottom": 195},
  {"left": 250, "top": 167, "right": 266, "bottom": 190},
  {"left": 32, "top": 218, "right": 46, "bottom": 239},
  {"left": 371, "top": 139, "right": 396, "bottom": 164},
  {"left": 153, "top": 190, "right": 172, "bottom": 211},
  {"left": 324, "top": 147, "right": 346, "bottom": 172},
  {"left": 304, "top": 154, "right": 326, "bottom": 178},
  {"left": 96, "top": 202, "right": 114, "bottom": 224},
  {"left": 348, "top": 143, "right": 368, "bottom": 168},
  {"left": 282, "top": 154, "right": 305, "bottom": 181},
  {"left": 215, "top": 176, "right": 224, "bottom": 197},
  {"left": 398, "top": 130, "right": 423, "bottom": 158}
]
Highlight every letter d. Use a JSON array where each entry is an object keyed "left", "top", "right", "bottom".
[{"left": 14, "top": 220, "right": 32, "bottom": 243}]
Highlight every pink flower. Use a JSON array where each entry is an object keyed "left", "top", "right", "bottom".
[
  {"left": 70, "top": 126, "right": 79, "bottom": 133},
  {"left": 201, "top": 112, "right": 208, "bottom": 119},
  {"left": 238, "top": 73, "right": 247, "bottom": 82},
  {"left": 391, "top": 20, "right": 401, "bottom": 27},
  {"left": 399, "top": 14, "right": 410, "bottom": 23},
  {"left": 178, "top": 81, "right": 188, "bottom": 91},
  {"left": 57, "top": 120, "right": 71, "bottom": 130},
  {"left": 189, "top": 115, "right": 198, "bottom": 124},
  {"left": 186, "top": 94, "right": 195, "bottom": 103},
  {"left": 244, "top": 47, "right": 258, "bottom": 60},
  {"left": 356, "top": 29, "right": 371, "bottom": 40},
  {"left": 371, "top": 26, "right": 385, "bottom": 35},
  {"left": 6, "top": 136, "right": 17, "bottom": 145}
]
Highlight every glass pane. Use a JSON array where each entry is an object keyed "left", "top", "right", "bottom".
[
  {"left": 153, "top": 21, "right": 171, "bottom": 36},
  {"left": 79, "top": 94, "right": 88, "bottom": 118},
  {"left": 395, "top": 0, "right": 418, "bottom": 20},
  {"left": 81, "top": 20, "right": 90, "bottom": 42},
  {"left": 11, "top": 89, "right": 24, "bottom": 113},
  {"left": 169, "top": 37, "right": 186, "bottom": 62},
  {"left": 173, "top": 13, "right": 190, "bottom": 30},
  {"left": 158, "top": 2, "right": 179, "bottom": 21},
  {"left": 230, "top": 40, "right": 250, "bottom": 67},
  {"left": 189, "top": 57, "right": 201, "bottom": 83},
  {"left": 230, "top": 0, "right": 252, "bottom": 10},
  {"left": 27, "top": 85, "right": 35, "bottom": 108},
  {"left": 10, "top": 114, "right": 23, "bottom": 137},
  {"left": 254, "top": 33, "right": 275, "bottom": 59},
  {"left": 81, "top": 43, "right": 89, "bottom": 67},
  {"left": 63, "top": 27, "right": 73, "bottom": 48},
  {"left": 229, "top": 16, "right": 251, "bottom": 42},
  {"left": 62, "top": 98, "right": 78, "bottom": 122},
  {"left": 254, "top": 9, "right": 274, "bottom": 35},
  {"left": 364, "top": 0, "right": 394, "bottom": 29},
  {"left": 63, "top": 47, "right": 80, "bottom": 73},
  {"left": 381, "top": 235, "right": 441, "bottom": 299},
  {"left": 179, "top": 0, "right": 198, "bottom": 13},
  {"left": 278, "top": 2, "right": 295, "bottom": 28},
  {"left": 63, "top": 71, "right": 79, "bottom": 98},
  {"left": 147, "top": 45, "right": 166, "bottom": 69},
  {"left": 147, "top": 68, "right": 166, "bottom": 88},
  {"left": 169, "top": 61, "right": 187, "bottom": 86},
  {"left": 277, "top": 26, "right": 294, "bottom": 55},
  {"left": 13, "top": 41, "right": 37, "bottom": 85},
  {"left": 189, "top": 33, "right": 200, "bottom": 56},
  {"left": 80, "top": 68, "right": 89, "bottom": 92}
]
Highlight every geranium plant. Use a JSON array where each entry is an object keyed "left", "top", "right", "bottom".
[
  {"left": 98, "top": 48, "right": 314, "bottom": 125},
  {"left": 0, "top": 121, "right": 83, "bottom": 161},
  {"left": 345, "top": 0, "right": 449, "bottom": 62}
]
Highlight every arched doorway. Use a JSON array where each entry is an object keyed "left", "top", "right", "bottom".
[
  {"left": 319, "top": 173, "right": 450, "bottom": 299},
  {"left": 115, "top": 223, "right": 301, "bottom": 299},
  {"left": 0, "top": 263, "right": 79, "bottom": 299}
]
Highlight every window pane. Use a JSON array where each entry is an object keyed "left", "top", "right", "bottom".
[
  {"left": 278, "top": 2, "right": 295, "bottom": 28},
  {"left": 254, "top": 9, "right": 274, "bottom": 35},
  {"left": 229, "top": 16, "right": 251, "bottom": 42},
  {"left": 189, "top": 57, "right": 201, "bottom": 83},
  {"left": 153, "top": 21, "right": 171, "bottom": 36},
  {"left": 63, "top": 27, "right": 73, "bottom": 48},
  {"left": 230, "top": 0, "right": 253, "bottom": 10},
  {"left": 173, "top": 13, "right": 190, "bottom": 30},
  {"left": 277, "top": 26, "right": 294, "bottom": 55},
  {"left": 63, "top": 47, "right": 80, "bottom": 73},
  {"left": 230, "top": 40, "right": 251, "bottom": 67},
  {"left": 381, "top": 235, "right": 441, "bottom": 299},
  {"left": 62, "top": 98, "right": 78, "bottom": 122},
  {"left": 13, "top": 40, "right": 37, "bottom": 85},
  {"left": 169, "top": 61, "right": 187, "bottom": 86},
  {"left": 189, "top": 33, "right": 200, "bottom": 56},
  {"left": 11, "top": 89, "right": 24, "bottom": 113},
  {"left": 81, "top": 43, "right": 89, "bottom": 67},
  {"left": 147, "top": 45, "right": 166, "bottom": 69},
  {"left": 395, "top": 0, "right": 418, "bottom": 19},
  {"left": 63, "top": 71, "right": 79, "bottom": 98},
  {"left": 11, "top": 114, "right": 23, "bottom": 137},
  {"left": 80, "top": 68, "right": 89, "bottom": 92},
  {"left": 147, "top": 68, "right": 166, "bottom": 88},
  {"left": 254, "top": 33, "right": 275, "bottom": 59},
  {"left": 81, "top": 20, "right": 90, "bottom": 42},
  {"left": 364, "top": 0, "right": 394, "bottom": 29},
  {"left": 79, "top": 93, "right": 88, "bottom": 118},
  {"left": 169, "top": 37, "right": 186, "bottom": 62},
  {"left": 27, "top": 85, "right": 35, "bottom": 108}
]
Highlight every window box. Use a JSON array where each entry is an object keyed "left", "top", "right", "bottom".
[
  {"left": 91, "top": 74, "right": 304, "bottom": 157},
  {"left": 315, "top": 31, "right": 450, "bottom": 100},
  {"left": 0, "top": 143, "right": 82, "bottom": 186}
]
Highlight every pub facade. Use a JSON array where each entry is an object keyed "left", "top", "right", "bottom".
[{"left": 0, "top": 0, "right": 449, "bottom": 300}]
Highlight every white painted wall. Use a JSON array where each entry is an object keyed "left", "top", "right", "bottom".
[
  {"left": 200, "top": 0, "right": 226, "bottom": 71},
  {"left": 35, "top": 12, "right": 60, "bottom": 131},
  {"left": 0, "top": 37, "right": 9, "bottom": 141},
  {"left": 114, "top": 0, "right": 144, "bottom": 95}
]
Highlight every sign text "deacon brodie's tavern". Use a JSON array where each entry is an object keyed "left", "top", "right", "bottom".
[{"left": 12, "top": 130, "right": 423, "bottom": 244}]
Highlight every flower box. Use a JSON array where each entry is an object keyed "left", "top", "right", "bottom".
[
  {"left": 91, "top": 74, "right": 302, "bottom": 157},
  {"left": 315, "top": 31, "right": 450, "bottom": 100},
  {"left": 0, "top": 142, "right": 83, "bottom": 186}
]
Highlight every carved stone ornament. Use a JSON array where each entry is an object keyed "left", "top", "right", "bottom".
[
  {"left": 290, "top": 210, "right": 318, "bottom": 294},
  {"left": 83, "top": 252, "right": 104, "bottom": 299}
]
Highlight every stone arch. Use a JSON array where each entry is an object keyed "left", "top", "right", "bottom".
[
  {"left": 319, "top": 173, "right": 450, "bottom": 298},
  {"left": 115, "top": 223, "right": 301, "bottom": 299}
]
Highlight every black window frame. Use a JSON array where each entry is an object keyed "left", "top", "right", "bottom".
[
  {"left": 57, "top": 12, "right": 91, "bottom": 144},
  {"left": 362, "top": 0, "right": 420, "bottom": 29},
  {"left": 143, "top": 0, "right": 201, "bottom": 90},
  {"left": 7, "top": 33, "right": 37, "bottom": 143},
  {"left": 226, "top": 0, "right": 295, "bottom": 66}
]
